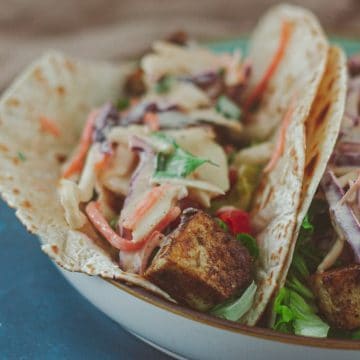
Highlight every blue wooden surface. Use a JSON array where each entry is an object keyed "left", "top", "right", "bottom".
[{"left": 0, "top": 200, "right": 170, "bottom": 359}]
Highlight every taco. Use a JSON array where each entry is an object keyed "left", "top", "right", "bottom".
[
  {"left": 270, "top": 49, "right": 360, "bottom": 338},
  {"left": 0, "top": 4, "right": 353, "bottom": 335}
]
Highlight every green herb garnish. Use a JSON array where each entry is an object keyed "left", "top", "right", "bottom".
[
  {"left": 116, "top": 97, "right": 130, "bottom": 111},
  {"left": 236, "top": 233, "right": 259, "bottom": 259},
  {"left": 17, "top": 151, "right": 26, "bottom": 162},
  {"left": 152, "top": 132, "right": 215, "bottom": 179},
  {"left": 215, "top": 218, "right": 229, "bottom": 232},
  {"left": 155, "top": 75, "right": 174, "bottom": 94},
  {"left": 216, "top": 95, "right": 242, "bottom": 120}
]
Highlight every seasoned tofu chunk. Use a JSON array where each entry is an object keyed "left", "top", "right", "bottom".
[
  {"left": 144, "top": 208, "right": 253, "bottom": 311},
  {"left": 311, "top": 264, "right": 360, "bottom": 330}
]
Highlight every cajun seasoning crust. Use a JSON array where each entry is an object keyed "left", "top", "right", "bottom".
[
  {"left": 311, "top": 264, "right": 360, "bottom": 330},
  {"left": 144, "top": 209, "right": 253, "bottom": 311}
]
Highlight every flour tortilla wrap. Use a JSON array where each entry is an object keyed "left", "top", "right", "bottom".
[
  {"left": 244, "top": 47, "right": 347, "bottom": 325},
  {"left": 277, "top": 47, "right": 347, "bottom": 298},
  {"left": 244, "top": 4, "right": 328, "bottom": 140},
  {"left": 242, "top": 5, "right": 332, "bottom": 325},
  {"left": 0, "top": 51, "right": 173, "bottom": 301}
]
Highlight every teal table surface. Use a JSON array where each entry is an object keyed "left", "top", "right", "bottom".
[{"left": 0, "top": 200, "right": 170, "bottom": 359}]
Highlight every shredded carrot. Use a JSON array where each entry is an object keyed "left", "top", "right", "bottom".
[
  {"left": 123, "top": 184, "right": 170, "bottom": 230},
  {"left": 94, "top": 152, "right": 112, "bottom": 173},
  {"left": 62, "top": 110, "right": 98, "bottom": 178},
  {"left": 263, "top": 97, "right": 296, "bottom": 173},
  {"left": 86, "top": 201, "right": 147, "bottom": 251},
  {"left": 86, "top": 202, "right": 180, "bottom": 252},
  {"left": 144, "top": 112, "right": 160, "bottom": 131},
  {"left": 40, "top": 116, "right": 61, "bottom": 137},
  {"left": 244, "top": 20, "right": 293, "bottom": 112}
]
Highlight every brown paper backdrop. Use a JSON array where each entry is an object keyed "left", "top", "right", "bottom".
[{"left": 1, "top": 0, "right": 360, "bottom": 90}]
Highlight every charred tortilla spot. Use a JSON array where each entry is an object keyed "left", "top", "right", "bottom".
[
  {"left": 56, "top": 86, "right": 65, "bottom": 95},
  {"left": 0, "top": 144, "right": 8, "bottom": 152},
  {"left": 12, "top": 157, "right": 20, "bottom": 165},
  {"left": 5, "top": 98, "right": 20, "bottom": 107},
  {"left": 12, "top": 188, "right": 20, "bottom": 195},
  {"left": 51, "top": 245, "right": 59, "bottom": 254},
  {"left": 305, "top": 153, "right": 319, "bottom": 177},
  {"left": 33, "top": 68, "right": 46, "bottom": 82},
  {"left": 55, "top": 153, "right": 67, "bottom": 164},
  {"left": 315, "top": 103, "right": 330, "bottom": 127},
  {"left": 64, "top": 59, "right": 76, "bottom": 72},
  {"left": 327, "top": 78, "right": 335, "bottom": 90},
  {"left": 262, "top": 186, "right": 273, "bottom": 208},
  {"left": 22, "top": 200, "right": 32, "bottom": 209}
]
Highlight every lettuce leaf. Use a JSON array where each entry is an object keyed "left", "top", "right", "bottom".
[
  {"left": 273, "top": 287, "right": 329, "bottom": 338},
  {"left": 211, "top": 281, "right": 257, "bottom": 321},
  {"left": 273, "top": 213, "right": 330, "bottom": 338}
]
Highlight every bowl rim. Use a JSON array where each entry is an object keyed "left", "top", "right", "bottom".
[{"left": 107, "top": 279, "right": 360, "bottom": 351}]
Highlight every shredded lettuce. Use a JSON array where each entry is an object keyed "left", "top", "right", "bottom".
[
  {"left": 216, "top": 95, "right": 242, "bottom": 120},
  {"left": 152, "top": 132, "right": 214, "bottom": 179},
  {"left": 211, "top": 281, "right": 257, "bottom": 321},
  {"left": 273, "top": 212, "right": 330, "bottom": 338},
  {"left": 273, "top": 287, "right": 329, "bottom": 338}
]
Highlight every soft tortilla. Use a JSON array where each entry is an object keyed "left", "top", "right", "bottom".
[
  {"left": 277, "top": 47, "right": 347, "bottom": 296},
  {"left": 244, "top": 47, "right": 347, "bottom": 326},
  {"left": 242, "top": 4, "right": 330, "bottom": 325},
  {"left": 243, "top": 4, "right": 328, "bottom": 140},
  {"left": 242, "top": 101, "right": 306, "bottom": 325},
  {"left": 0, "top": 51, "right": 173, "bottom": 301}
]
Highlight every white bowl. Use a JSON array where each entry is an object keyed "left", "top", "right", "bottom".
[{"left": 59, "top": 267, "right": 360, "bottom": 360}]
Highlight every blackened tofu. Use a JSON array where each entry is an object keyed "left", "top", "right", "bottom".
[
  {"left": 311, "top": 264, "right": 360, "bottom": 330},
  {"left": 144, "top": 209, "right": 253, "bottom": 311}
]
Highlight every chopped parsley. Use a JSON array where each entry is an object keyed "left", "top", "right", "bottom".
[
  {"left": 17, "top": 151, "right": 26, "bottom": 162},
  {"left": 152, "top": 132, "right": 215, "bottom": 179},
  {"left": 116, "top": 98, "right": 130, "bottom": 111},
  {"left": 155, "top": 75, "right": 174, "bottom": 94}
]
